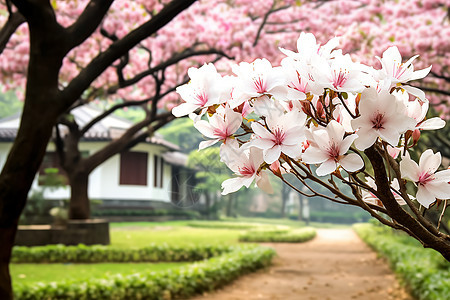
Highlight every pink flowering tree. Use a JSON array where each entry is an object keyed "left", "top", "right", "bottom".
[
  {"left": 172, "top": 32, "right": 450, "bottom": 260},
  {"left": 0, "top": 0, "right": 449, "bottom": 297}
]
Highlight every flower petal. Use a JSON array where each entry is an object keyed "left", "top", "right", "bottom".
[
  {"left": 339, "top": 153, "right": 364, "bottom": 173},
  {"left": 316, "top": 159, "right": 337, "bottom": 176}
]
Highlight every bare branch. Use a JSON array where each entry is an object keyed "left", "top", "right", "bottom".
[
  {"left": 61, "top": 0, "right": 197, "bottom": 108},
  {"left": 0, "top": 10, "right": 25, "bottom": 55},
  {"left": 65, "top": 0, "right": 114, "bottom": 51}
]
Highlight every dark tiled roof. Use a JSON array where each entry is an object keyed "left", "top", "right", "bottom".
[
  {"left": 0, "top": 128, "right": 17, "bottom": 141},
  {"left": 0, "top": 105, "right": 179, "bottom": 151}
]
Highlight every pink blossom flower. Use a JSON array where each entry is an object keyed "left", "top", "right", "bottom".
[
  {"left": 377, "top": 46, "right": 431, "bottom": 85},
  {"left": 194, "top": 106, "right": 242, "bottom": 150},
  {"left": 302, "top": 121, "right": 364, "bottom": 176},
  {"left": 220, "top": 141, "right": 272, "bottom": 195},
  {"left": 251, "top": 110, "right": 306, "bottom": 164},
  {"left": 351, "top": 88, "right": 417, "bottom": 150},
  {"left": 400, "top": 150, "right": 450, "bottom": 208},
  {"left": 229, "top": 58, "right": 289, "bottom": 108},
  {"left": 172, "top": 63, "right": 229, "bottom": 117}
]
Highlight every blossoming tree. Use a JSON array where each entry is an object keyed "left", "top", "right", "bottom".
[{"left": 172, "top": 32, "right": 450, "bottom": 260}]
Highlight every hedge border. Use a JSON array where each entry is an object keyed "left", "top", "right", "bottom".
[
  {"left": 239, "top": 227, "right": 316, "bottom": 243},
  {"left": 12, "top": 244, "right": 233, "bottom": 263},
  {"left": 13, "top": 246, "right": 276, "bottom": 300},
  {"left": 353, "top": 223, "right": 450, "bottom": 300}
]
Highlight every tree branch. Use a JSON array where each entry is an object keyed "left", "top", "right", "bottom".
[
  {"left": 0, "top": 10, "right": 25, "bottom": 55},
  {"left": 64, "top": 0, "right": 114, "bottom": 51},
  {"left": 61, "top": 0, "right": 197, "bottom": 108}
]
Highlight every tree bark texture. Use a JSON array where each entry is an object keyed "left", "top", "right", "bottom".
[
  {"left": 68, "top": 172, "right": 90, "bottom": 219},
  {"left": 365, "top": 146, "right": 450, "bottom": 260}
]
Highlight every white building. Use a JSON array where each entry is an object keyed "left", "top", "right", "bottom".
[{"left": 0, "top": 105, "right": 198, "bottom": 211}]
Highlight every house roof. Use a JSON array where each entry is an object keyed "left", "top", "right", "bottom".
[
  {"left": 0, "top": 105, "right": 179, "bottom": 151},
  {"left": 162, "top": 151, "right": 189, "bottom": 167}
]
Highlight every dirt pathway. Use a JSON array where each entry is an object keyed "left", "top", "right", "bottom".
[{"left": 191, "top": 229, "right": 413, "bottom": 300}]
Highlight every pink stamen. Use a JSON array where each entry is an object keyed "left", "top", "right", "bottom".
[
  {"left": 253, "top": 76, "right": 267, "bottom": 94},
  {"left": 327, "top": 143, "right": 340, "bottom": 161},
  {"left": 194, "top": 90, "right": 209, "bottom": 106},
  {"left": 418, "top": 172, "right": 434, "bottom": 186},
  {"left": 332, "top": 69, "right": 349, "bottom": 89},
  {"left": 372, "top": 113, "right": 384, "bottom": 130},
  {"left": 238, "top": 165, "right": 255, "bottom": 177},
  {"left": 393, "top": 63, "right": 407, "bottom": 79},
  {"left": 271, "top": 128, "right": 286, "bottom": 145}
]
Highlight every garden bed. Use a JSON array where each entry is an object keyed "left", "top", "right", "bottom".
[
  {"left": 13, "top": 245, "right": 275, "bottom": 299},
  {"left": 354, "top": 223, "right": 450, "bottom": 300}
]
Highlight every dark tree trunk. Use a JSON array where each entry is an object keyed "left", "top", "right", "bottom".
[
  {"left": 68, "top": 172, "right": 90, "bottom": 219},
  {"left": 0, "top": 226, "right": 16, "bottom": 299}
]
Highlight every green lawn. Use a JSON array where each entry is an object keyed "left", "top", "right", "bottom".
[
  {"left": 110, "top": 226, "right": 241, "bottom": 248},
  {"left": 11, "top": 262, "right": 188, "bottom": 285}
]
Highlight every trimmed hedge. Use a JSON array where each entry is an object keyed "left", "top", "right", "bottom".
[
  {"left": 354, "top": 223, "right": 450, "bottom": 300},
  {"left": 14, "top": 245, "right": 276, "bottom": 300},
  {"left": 239, "top": 227, "right": 316, "bottom": 243},
  {"left": 186, "top": 221, "right": 280, "bottom": 230},
  {"left": 12, "top": 244, "right": 233, "bottom": 263}
]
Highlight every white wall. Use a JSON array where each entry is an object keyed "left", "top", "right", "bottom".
[{"left": 0, "top": 141, "right": 174, "bottom": 203}]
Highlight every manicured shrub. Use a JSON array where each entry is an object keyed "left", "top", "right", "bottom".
[
  {"left": 186, "top": 221, "right": 276, "bottom": 230},
  {"left": 239, "top": 227, "right": 316, "bottom": 243},
  {"left": 11, "top": 244, "right": 233, "bottom": 263},
  {"left": 354, "top": 223, "right": 450, "bottom": 300},
  {"left": 13, "top": 246, "right": 275, "bottom": 300}
]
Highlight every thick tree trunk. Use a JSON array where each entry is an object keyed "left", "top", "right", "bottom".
[
  {"left": 68, "top": 172, "right": 90, "bottom": 219},
  {"left": 0, "top": 107, "right": 61, "bottom": 299},
  {"left": 0, "top": 226, "right": 16, "bottom": 299}
]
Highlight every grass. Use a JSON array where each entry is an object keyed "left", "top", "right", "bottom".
[
  {"left": 11, "top": 262, "right": 188, "bottom": 285},
  {"left": 110, "top": 226, "right": 241, "bottom": 248}
]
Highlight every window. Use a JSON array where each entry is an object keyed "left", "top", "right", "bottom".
[
  {"left": 119, "top": 151, "right": 148, "bottom": 186},
  {"left": 153, "top": 155, "right": 164, "bottom": 188}
]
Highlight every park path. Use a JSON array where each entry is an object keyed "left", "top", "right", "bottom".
[{"left": 191, "top": 229, "right": 413, "bottom": 300}]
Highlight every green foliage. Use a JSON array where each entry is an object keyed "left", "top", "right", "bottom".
[
  {"left": 11, "top": 244, "right": 234, "bottom": 264},
  {"left": 158, "top": 118, "right": 204, "bottom": 152},
  {"left": 186, "top": 221, "right": 280, "bottom": 230},
  {"left": 354, "top": 223, "right": 450, "bottom": 300},
  {"left": 0, "top": 90, "right": 22, "bottom": 119},
  {"left": 239, "top": 227, "right": 316, "bottom": 243},
  {"left": 13, "top": 246, "right": 275, "bottom": 300}
]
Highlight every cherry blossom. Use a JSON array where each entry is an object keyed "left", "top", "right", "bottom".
[
  {"left": 251, "top": 109, "right": 306, "bottom": 164},
  {"left": 193, "top": 105, "right": 242, "bottom": 150},
  {"left": 351, "top": 88, "right": 417, "bottom": 150},
  {"left": 220, "top": 141, "right": 272, "bottom": 195},
  {"left": 302, "top": 121, "right": 364, "bottom": 176},
  {"left": 229, "top": 58, "right": 289, "bottom": 108},
  {"left": 400, "top": 150, "right": 450, "bottom": 208},
  {"left": 172, "top": 64, "right": 229, "bottom": 117}
]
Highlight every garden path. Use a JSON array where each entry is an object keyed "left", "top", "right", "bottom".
[{"left": 191, "top": 228, "right": 413, "bottom": 300}]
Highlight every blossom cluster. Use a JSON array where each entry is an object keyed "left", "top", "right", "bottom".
[{"left": 172, "top": 32, "right": 450, "bottom": 209}]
